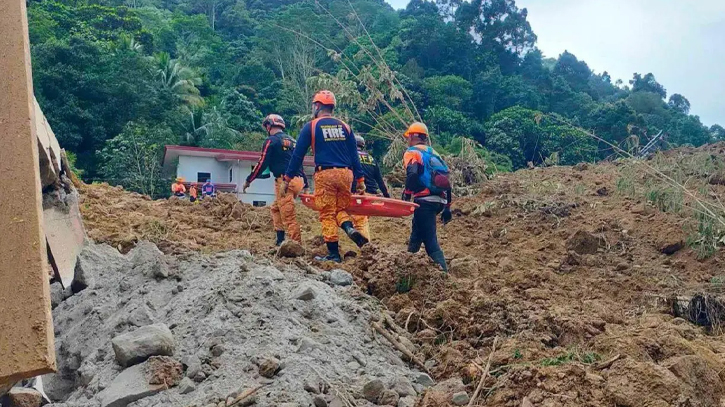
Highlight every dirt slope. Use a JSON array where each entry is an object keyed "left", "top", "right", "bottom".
[{"left": 79, "top": 148, "right": 725, "bottom": 407}]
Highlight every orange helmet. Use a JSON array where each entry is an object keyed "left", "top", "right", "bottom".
[
  {"left": 404, "top": 122, "right": 429, "bottom": 138},
  {"left": 262, "top": 114, "right": 286, "bottom": 129},
  {"left": 312, "top": 90, "right": 337, "bottom": 107}
]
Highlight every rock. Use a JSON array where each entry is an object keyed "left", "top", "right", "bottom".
[
  {"left": 660, "top": 240, "right": 684, "bottom": 255},
  {"left": 451, "top": 391, "right": 469, "bottom": 406},
  {"left": 398, "top": 396, "right": 416, "bottom": 407},
  {"left": 362, "top": 379, "right": 385, "bottom": 403},
  {"left": 7, "top": 387, "right": 42, "bottom": 407},
  {"left": 392, "top": 377, "right": 416, "bottom": 397},
  {"left": 111, "top": 323, "right": 175, "bottom": 367},
  {"left": 258, "top": 357, "right": 280, "bottom": 378},
  {"left": 71, "top": 243, "right": 127, "bottom": 292},
  {"left": 313, "top": 395, "right": 328, "bottom": 407},
  {"left": 128, "top": 241, "right": 170, "bottom": 279},
  {"left": 50, "top": 282, "right": 65, "bottom": 309},
  {"left": 98, "top": 357, "right": 181, "bottom": 407},
  {"left": 304, "top": 379, "right": 320, "bottom": 394},
  {"left": 293, "top": 285, "right": 316, "bottom": 301},
  {"left": 328, "top": 269, "right": 353, "bottom": 286},
  {"left": 278, "top": 240, "right": 305, "bottom": 258},
  {"left": 379, "top": 389, "right": 400, "bottom": 406},
  {"left": 414, "top": 373, "right": 435, "bottom": 388},
  {"left": 298, "top": 337, "right": 322, "bottom": 352},
  {"left": 329, "top": 398, "right": 345, "bottom": 407},
  {"left": 178, "top": 377, "right": 196, "bottom": 394},
  {"left": 574, "top": 162, "right": 589, "bottom": 171},
  {"left": 566, "top": 230, "right": 603, "bottom": 255},
  {"left": 210, "top": 344, "right": 225, "bottom": 357}
]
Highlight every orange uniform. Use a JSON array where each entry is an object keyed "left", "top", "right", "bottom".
[{"left": 171, "top": 182, "right": 186, "bottom": 195}]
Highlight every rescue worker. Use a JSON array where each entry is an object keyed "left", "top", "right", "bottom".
[
  {"left": 243, "top": 114, "right": 307, "bottom": 245},
  {"left": 189, "top": 183, "right": 198, "bottom": 203},
  {"left": 171, "top": 177, "right": 186, "bottom": 197},
  {"left": 284, "top": 90, "right": 367, "bottom": 262},
  {"left": 351, "top": 135, "right": 390, "bottom": 241},
  {"left": 201, "top": 179, "right": 216, "bottom": 198},
  {"left": 401, "top": 122, "right": 452, "bottom": 272}
]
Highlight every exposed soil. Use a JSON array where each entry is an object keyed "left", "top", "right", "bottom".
[{"left": 79, "top": 147, "right": 725, "bottom": 406}]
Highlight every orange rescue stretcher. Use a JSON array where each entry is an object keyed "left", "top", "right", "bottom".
[{"left": 299, "top": 194, "right": 418, "bottom": 218}]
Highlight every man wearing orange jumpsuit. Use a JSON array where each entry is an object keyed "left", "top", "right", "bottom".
[
  {"left": 244, "top": 114, "right": 307, "bottom": 245},
  {"left": 284, "top": 90, "right": 367, "bottom": 262},
  {"left": 351, "top": 135, "right": 390, "bottom": 241},
  {"left": 171, "top": 178, "right": 186, "bottom": 197}
]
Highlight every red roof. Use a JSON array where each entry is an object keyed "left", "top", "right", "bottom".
[{"left": 163, "top": 145, "right": 315, "bottom": 167}]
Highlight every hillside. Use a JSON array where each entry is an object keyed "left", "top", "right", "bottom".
[{"left": 75, "top": 145, "right": 725, "bottom": 406}]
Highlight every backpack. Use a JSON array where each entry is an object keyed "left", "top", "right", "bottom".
[{"left": 413, "top": 146, "right": 451, "bottom": 194}]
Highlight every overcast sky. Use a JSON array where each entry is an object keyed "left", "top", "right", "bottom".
[{"left": 385, "top": 0, "right": 725, "bottom": 126}]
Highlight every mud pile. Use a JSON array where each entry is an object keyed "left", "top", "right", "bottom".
[
  {"left": 78, "top": 146, "right": 725, "bottom": 406},
  {"left": 43, "top": 242, "right": 429, "bottom": 407}
]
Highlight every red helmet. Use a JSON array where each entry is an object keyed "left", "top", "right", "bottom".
[
  {"left": 312, "top": 90, "right": 337, "bottom": 107},
  {"left": 262, "top": 114, "right": 286, "bottom": 129}
]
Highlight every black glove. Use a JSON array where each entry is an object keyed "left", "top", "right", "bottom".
[
  {"left": 401, "top": 192, "right": 412, "bottom": 202},
  {"left": 441, "top": 207, "right": 452, "bottom": 224}
]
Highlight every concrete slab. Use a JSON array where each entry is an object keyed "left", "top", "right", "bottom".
[{"left": 0, "top": 0, "right": 57, "bottom": 387}]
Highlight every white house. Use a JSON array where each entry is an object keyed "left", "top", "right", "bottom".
[{"left": 162, "top": 145, "right": 315, "bottom": 206}]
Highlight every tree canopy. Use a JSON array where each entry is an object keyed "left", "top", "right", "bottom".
[{"left": 27, "top": 0, "right": 721, "bottom": 196}]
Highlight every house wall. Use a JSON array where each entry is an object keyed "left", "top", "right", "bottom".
[{"left": 177, "top": 155, "right": 231, "bottom": 184}]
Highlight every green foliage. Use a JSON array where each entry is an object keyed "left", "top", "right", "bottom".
[
  {"left": 27, "top": 0, "right": 721, "bottom": 188},
  {"left": 98, "top": 121, "right": 175, "bottom": 198},
  {"left": 396, "top": 274, "right": 414, "bottom": 294}
]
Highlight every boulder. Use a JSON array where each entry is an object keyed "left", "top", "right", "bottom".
[
  {"left": 278, "top": 240, "right": 305, "bottom": 258},
  {"left": 7, "top": 387, "right": 42, "bottom": 407},
  {"left": 328, "top": 269, "right": 353, "bottom": 286},
  {"left": 362, "top": 379, "right": 385, "bottom": 403},
  {"left": 414, "top": 373, "right": 435, "bottom": 388},
  {"left": 128, "top": 241, "right": 170, "bottom": 279},
  {"left": 312, "top": 395, "right": 328, "bottom": 407},
  {"left": 391, "top": 377, "right": 416, "bottom": 397},
  {"left": 98, "top": 357, "right": 182, "bottom": 407},
  {"left": 398, "top": 396, "right": 416, "bottom": 407},
  {"left": 451, "top": 391, "right": 469, "bottom": 406},
  {"left": 178, "top": 377, "right": 196, "bottom": 394},
  {"left": 112, "top": 324, "right": 175, "bottom": 367}
]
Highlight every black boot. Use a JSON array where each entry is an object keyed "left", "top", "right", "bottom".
[
  {"left": 315, "top": 242, "right": 342, "bottom": 263},
  {"left": 341, "top": 221, "right": 368, "bottom": 248},
  {"left": 429, "top": 250, "right": 448, "bottom": 273},
  {"left": 275, "top": 230, "right": 285, "bottom": 246}
]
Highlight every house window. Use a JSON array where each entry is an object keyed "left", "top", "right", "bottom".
[
  {"left": 197, "top": 172, "right": 211, "bottom": 183},
  {"left": 229, "top": 167, "right": 233, "bottom": 183},
  {"left": 252, "top": 201, "right": 267, "bottom": 207}
]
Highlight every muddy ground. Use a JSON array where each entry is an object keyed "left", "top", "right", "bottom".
[{"left": 78, "top": 145, "right": 725, "bottom": 407}]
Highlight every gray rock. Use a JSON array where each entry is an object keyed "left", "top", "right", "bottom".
[
  {"left": 293, "top": 286, "right": 316, "bottom": 301},
  {"left": 352, "top": 351, "right": 367, "bottom": 367},
  {"left": 362, "top": 379, "right": 385, "bottom": 403},
  {"left": 127, "top": 306, "right": 154, "bottom": 327},
  {"left": 258, "top": 357, "right": 280, "bottom": 378},
  {"left": 178, "top": 377, "right": 196, "bottom": 395},
  {"left": 328, "top": 269, "right": 353, "bottom": 286},
  {"left": 451, "top": 391, "right": 469, "bottom": 406},
  {"left": 398, "top": 396, "right": 416, "bottom": 407},
  {"left": 72, "top": 243, "right": 127, "bottom": 292},
  {"left": 392, "top": 377, "right": 416, "bottom": 397},
  {"left": 98, "top": 363, "right": 165, "bottom": 407},
  {"left": 128, "top": 241, "right": 170, "bottom": 279},
  {"left": 379, "top": 389, "right": 400, "bottom": 406},
  {"left": 50, "top": 282, "right": 65, "bottom": 309},
  {"left": 111, "top": 324, "right": 175, "bottom": 367},
  {"left": 313, "top": 395, "right": 328, "bottom": 407},
  {"left": 414, "top": 373, "right": 435, "bottom": 388},
  {"left": 298, "top": 337, "right": 322, "bottom": 352},
  {"left": 7, "top": 387, "right": 43, "bottom": 407}
]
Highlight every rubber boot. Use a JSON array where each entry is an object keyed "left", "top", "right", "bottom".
[
  {"left": 275, "top": 231, "right": 285, "bottom": 246},
  {"left": 315, "top": 242, "right": 342, "bottom": 263},
  {"left": 429, "top": 250, "right": 448, "bottom": 273},
  {"left": 341, "top": 221, "right": 368, "bottom": 248}
]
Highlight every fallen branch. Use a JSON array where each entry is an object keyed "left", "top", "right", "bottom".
[
  {"left": 229, "top": 384, "right": 266, "bottom": 406},
  {"left": 468, "top": 337, "right": 498, "bottom": 407},
  {"left": 595, "top": 354, "right": 622, "bottom": 370},
  {"left": 383, "top": 313, "right": 408, "bottom": 337},
  {"left": 372, "top": 321, "right": 431, "bottom": 375}
]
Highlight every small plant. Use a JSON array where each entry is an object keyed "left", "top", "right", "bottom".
[
  {"left": 687, "top": 212, "right": 724, "bottom": 259},
  {"left": 513, "top": 349, "right": 523, "bottom": 360},
  {"left": 711, "top": 276, "right": 725, "bottom": 292},
  {"left": 539, "top": 349, "right": 602, "bottom": 366},
  {"left": 615, "top": 175, "right": 636, "bottom": 197},
  {"left": 540, "top": 352, "right": 575, "bottom": 367},
  {"left": 580, "top": 352, "right": 602, "bottom": 364},
  {"left": 396, "top": 274, "right": 414, "bottom": 293}
]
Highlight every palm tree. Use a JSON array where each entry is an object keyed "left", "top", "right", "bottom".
[{"left": 153, "top": 52, "right": 203, "bottom": 106}]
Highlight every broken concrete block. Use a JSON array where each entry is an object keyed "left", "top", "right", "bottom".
[
  {"left": 111, "top": 324, "right": 175, "bottom": 367},
  {"left": 98, "top": 357, "right": 181, "bottom": 407},
  {"left": 7, "top": 387, "right": 42, "bottom": 407}
]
